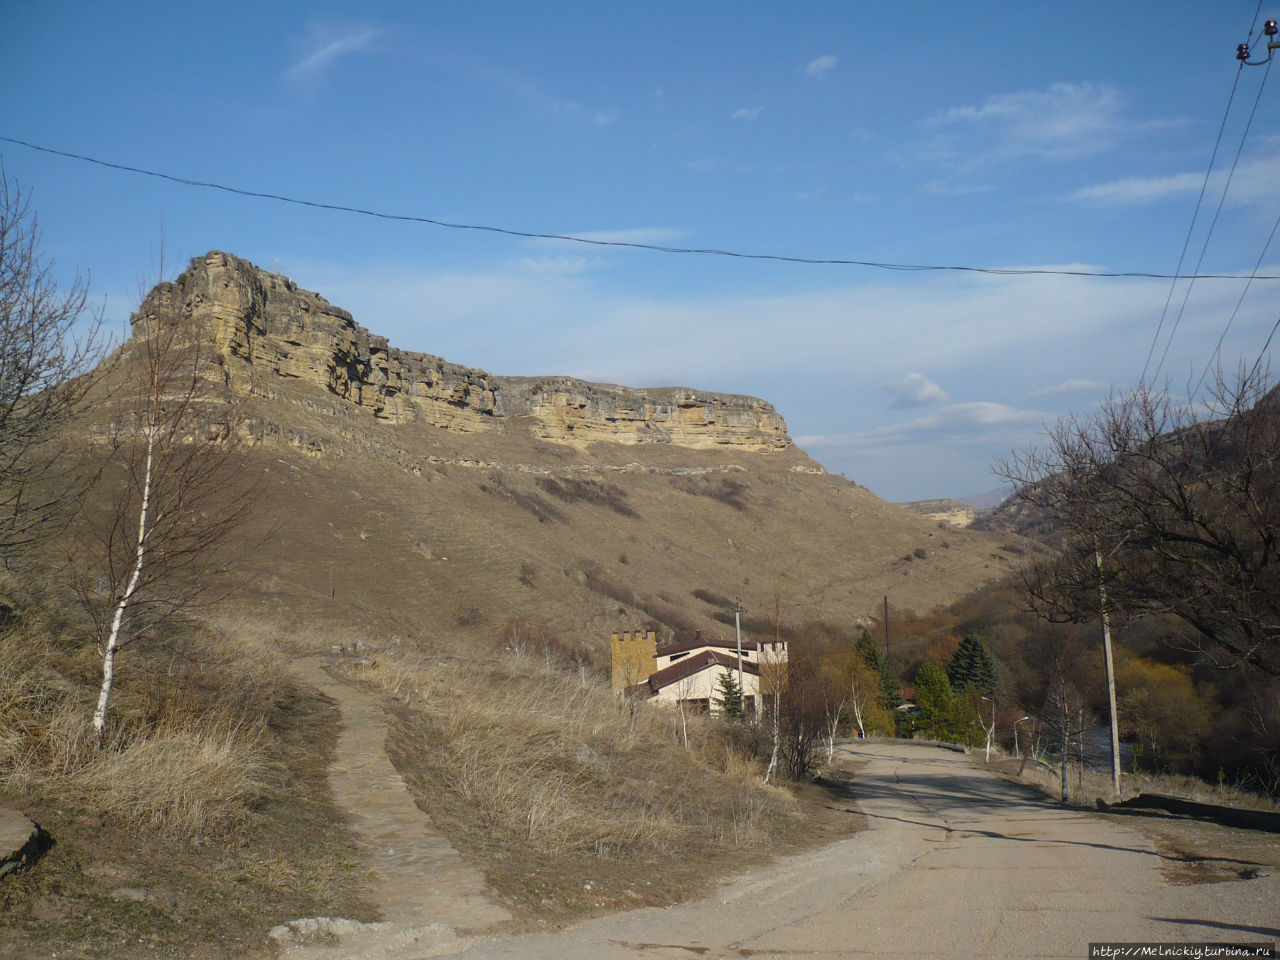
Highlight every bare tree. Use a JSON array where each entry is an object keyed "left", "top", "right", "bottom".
[
  {"left": 0, "top": 171, "right": 105, "bottom": 565},
  {"left": 71, "top": 277, "right": 253, "bottom": 736},
  {"left": 1000, "top": 368, "right": 1280, "bottom": 678}
]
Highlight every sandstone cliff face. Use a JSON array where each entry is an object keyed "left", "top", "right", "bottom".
[{"left": 135, "top": 252, "right": 790, "bottom": 451}]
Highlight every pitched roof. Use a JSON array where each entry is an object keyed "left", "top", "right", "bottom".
[
  {"left": 642, "top": 649, "right": 759, "bottom": 695},
  {"left": 658, "top": 637, "right": 773, "bottom": 658}
]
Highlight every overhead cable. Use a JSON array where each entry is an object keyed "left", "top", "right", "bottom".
[
  {"left": 1139, "top": 63, "right": 1247, "bottom": 385},
  {"left": 1151, "top": 58, "right": 1272, "bottom": 384},
  {"left": 4, "top": 133, "right": 1280, "bottom": 282}
]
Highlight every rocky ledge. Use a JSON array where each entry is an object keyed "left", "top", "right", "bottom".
[{"left": 133, "top": 252, "right": 790, "bottom": 451}]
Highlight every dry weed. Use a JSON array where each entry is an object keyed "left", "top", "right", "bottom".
[
  {"left": 0, "top": 588, "right": 281, "bottom": 837},
  {"left": 351, "top": 639, "right": 799, "bottom": 863}
]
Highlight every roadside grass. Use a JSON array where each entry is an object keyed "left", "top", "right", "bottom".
[
  {"left": 347, "top": 637, "right": 860, "bottom": 926},
  {"left": 0, "top": 580, "right": 374, "bottom": 959},
  {"left": 981, "top": 752, "right": 1279, "bottom": 811}
]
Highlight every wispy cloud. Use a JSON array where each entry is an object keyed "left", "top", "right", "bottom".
[
  {"left": 1031, "top": 378, "right": 1109, "bottom": 398},
  {"left": 919, "top": 82, "right": 1130, "bottom": 171},
  {"left": 801, "top": 402, "right": 1049, "bottom": 452},
  {"left": 732, "top": 106, "right": 762, "bottom": 121},
  {"left": 1070, "top": 150, "right": 1280, "bottom": 206},
  {"left": 884, "top": 372, "right": 950, "bottom": 409},
  {"left": 286, "top": 22, "right": 382, "bottom": 81},
  {"left": 805, "top": 55, "right": 837, "bottom": 77}
]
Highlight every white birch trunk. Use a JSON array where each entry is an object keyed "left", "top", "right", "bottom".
[
  {"left": 765, "top": 689, "right": 780, "bottom": 783},
  {"left": 93, "top": 428, "right": 155, "bottom": 736}
]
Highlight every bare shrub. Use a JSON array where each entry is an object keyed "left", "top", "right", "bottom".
[
  {"left": 481, "top": 476, "right": 565, "bottom": 524},
  {"left": 535, "top": 476, "right": 639, "bottom": 519},
  {"left": 692, "top": 588, "right": 733, "bottom": 609},
  {"left": 672, "top": 476, "right": 750, "bottom": 511}
]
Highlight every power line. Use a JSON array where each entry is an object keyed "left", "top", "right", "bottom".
[
  {"left": 1151, "top": 58, "right": 1272, "bottom": 383},
  {"left": 1193, "top": 201, "right": 1280, "bottom": 396},
  {"left": 1140, "top": 62, "right": 1247, "bottom": 385},
  {"left": 5, "top": 134, "right": 1280, "bottom": 283}
]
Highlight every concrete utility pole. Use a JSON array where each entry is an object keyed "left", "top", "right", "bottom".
[
  {"left": 734, "top": 596, "right": 745, "bottom": 699},
  {"left": 1095, "top": 543, "right": 1123, "bottom": 800}
]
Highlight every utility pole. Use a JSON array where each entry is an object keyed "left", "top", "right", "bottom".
[
  {"left": 883, "top": 594, "right": 890, "bottom": 663},
  {"left": 1095, "top": 542, "right": 1122, "bottom": 801},
  {"left": 734, "top": 596, "right": 745, "bottom": 698}
]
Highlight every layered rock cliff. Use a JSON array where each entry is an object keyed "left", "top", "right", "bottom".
[{"left": 134, "top": 252, "right": 790, "bottom": 451}]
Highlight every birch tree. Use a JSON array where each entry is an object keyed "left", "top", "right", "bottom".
[{"left": 73, "top": 284, "right": 251, "bottom": 736}]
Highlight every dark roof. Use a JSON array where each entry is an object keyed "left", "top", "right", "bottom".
[
  {"left": 657, "top": 637, "right": 779, "bottom": 658},
  {"left": 642, "top": 649, "right": 760, "bottom": 695}
]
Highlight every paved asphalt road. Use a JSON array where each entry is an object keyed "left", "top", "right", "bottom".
[{"left": 427, "top": 740, "right": 1279, "bottom": 960}]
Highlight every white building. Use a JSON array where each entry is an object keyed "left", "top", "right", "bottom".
[{"left": 626, "top": 632, "right": 788, "bottom": 716}]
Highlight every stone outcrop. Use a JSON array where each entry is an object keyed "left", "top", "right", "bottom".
[
  {"left": 0, "top": 808, "right": 49, "bottom": 879},
  {"left": 133, "top": 252, "right": 790, "bottom": 451}
]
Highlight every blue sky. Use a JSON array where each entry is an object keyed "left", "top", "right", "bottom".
[{"left": 3, "top": 1, "right": 1278, "bottom": 501}]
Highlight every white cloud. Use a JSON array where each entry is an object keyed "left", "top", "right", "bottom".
[
  {"left": 804, "top": 402, "right": 1050, "bottom": 452},
  {"left": 286, "top": 23, "right": 382, "bottom": 80},
  {"left": 1070, "top": 151, "right": 1280, "bottom": 206},
  {"left": 920, "top": 82, "right": 1129, "bottom": 167},
  {"left": 884, "top": 372, "right": 950, "bottom": 408},
  {"left": 805, "top": 55, "right": 837, "bottom": 77},
  {"left": 593, "top": 107, "right": 620, "bottom": 126},
  {"left": 732, "top": 107, "right": 762, "bottom": 121},
  {"left": 1032, "top": 378, "right": 1109, "bottom": 398},
  {"left": 1070, "top": 172, "right": 1204, "bottom": 205}
]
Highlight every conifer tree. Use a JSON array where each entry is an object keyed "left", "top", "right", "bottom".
[
  {"left": 947, "top": 634, "right": 1001, "bottom": 694},
  {"left": 714, "top": 670, "right": 745, "bottom": 719}
]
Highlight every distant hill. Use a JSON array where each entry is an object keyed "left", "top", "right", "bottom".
[
  {"left": 73, "top": 251, "right": 1022, "bottom": 651},
  {"left": 956, "top": 486, "right": 1012, "bottom": 510},
  {"left": 896, "top": 498, "right": 977, "bottom": 529}
]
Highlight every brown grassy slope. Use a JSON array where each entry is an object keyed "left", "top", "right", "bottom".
[{"left": 172, "top": 369, "right": 1021, "bottom": 655}]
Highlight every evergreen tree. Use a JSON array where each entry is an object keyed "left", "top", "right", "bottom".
[
  {"left": 947, "top": 634, "right": 1001, "bottom": 694},
  {"left": 714, "top": 670, "right": 745, "bottom": 719},
  {"left": 913, "top": 661, "right": 958, "bottom": 740},
  {"left": 856, "top": 630, "right": 902, "bottom": 709}
]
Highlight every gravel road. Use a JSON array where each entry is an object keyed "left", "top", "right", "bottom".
[{"left": 428, "top": 739, "right": 1279, "bottom": 960}]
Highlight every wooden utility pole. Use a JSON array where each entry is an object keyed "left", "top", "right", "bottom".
[
  {"left": 883, "top": 594, "right": 890, "bottom": 662},
  {"left": 734, "top": 596, "right": 744, "bottom": 697}
]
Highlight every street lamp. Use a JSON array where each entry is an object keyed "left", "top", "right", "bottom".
[{"left": 1014, "top": 715, "right": 1032, "bottom": 759}]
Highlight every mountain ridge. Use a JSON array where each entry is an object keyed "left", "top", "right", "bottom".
[{"left": 138, "top": 250, "right": 792, "bottom": 452}]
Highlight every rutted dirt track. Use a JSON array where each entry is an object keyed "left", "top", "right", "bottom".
[{"left": 406, "top": 740, "right": 1279, "bottom": 960}]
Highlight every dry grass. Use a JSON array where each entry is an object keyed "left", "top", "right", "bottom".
[
  {"left": 341, "top": 635, "right": 820, "bottom": 922},
  {"left": 0, "top": 580, "right": 285, "bottom": 837},
  {"left": 367, "top": 642, "right": 796, "bottom": 856},
  {"left": 0, "top": 588, "right": 375, "bottom": 959},
  {"left": 983, "top": 753, "right": 1280, "bottom": 812}
]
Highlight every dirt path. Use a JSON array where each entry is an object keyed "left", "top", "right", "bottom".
[
  {"left": 417, "top": 740, "right": 1279, "bottom": 960},
  {"left": 271, "top": 658, "right": 512, "bottom": 959}
]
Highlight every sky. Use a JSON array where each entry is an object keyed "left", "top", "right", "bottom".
[{"left": 2, "top": 1, "right": 1278, "bottom": 502}]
